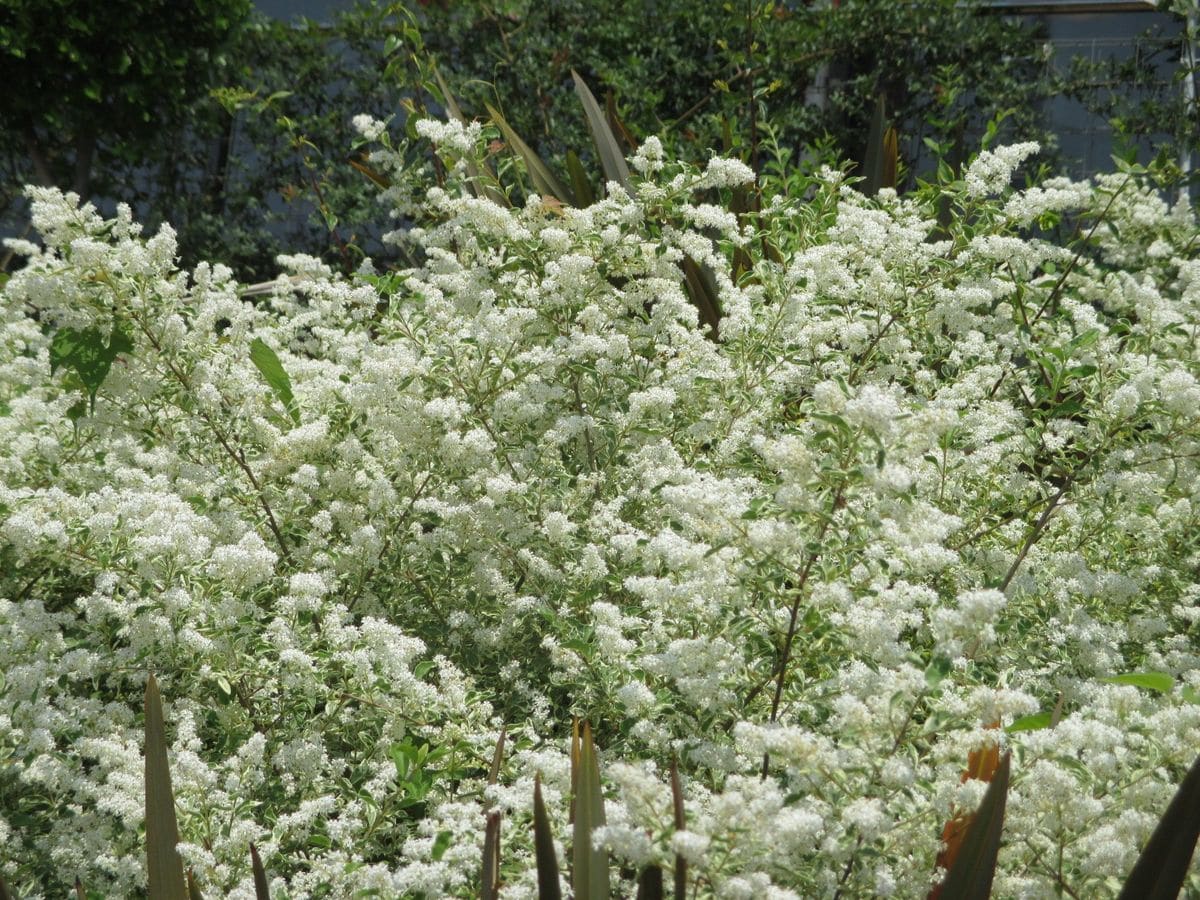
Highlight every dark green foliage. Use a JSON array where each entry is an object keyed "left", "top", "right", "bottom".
[
  {"left": 532, "top": 776, "right": 563, "bottom": 900},
  {"left": 250, "top": 844, "right": 270, "bottom": 900},
  {"left": 1116, "top": 753, "right": 1200, "bottom": 900},
  {"left": 4, "top": 1, "right": 1188, "bottom": 283},
  {"left": 48, "top": 325, "right": 135, "bottom": 415},
  {"left": 0, "top": 0, "right": 250, "bottom": 198}
]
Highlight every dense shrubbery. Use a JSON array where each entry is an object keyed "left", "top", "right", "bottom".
[
  {"left": 9, "top": 0, "right": 1193, "bottom": 282},
  {"left": 1, "top": 110, "right": 1198, "bottom": 897}
]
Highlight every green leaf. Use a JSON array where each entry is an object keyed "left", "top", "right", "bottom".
[
  {"left": 1116, "top": 753, "right": 1200, "bottom": 900},
  {"left": 1102, "top": 672, "right": 1174, "bottom": 693},
  {"left": 431, "top": 830, "right": 454, "bottom": 862},
  {"left": 571, "top": 70, "right": 631, "bottom": 195},
  {"left": 49, "top": 325, "right": 135, "bottom": 413},
  {"left": 565, "top": 150, "right": 596, "bottom": 208},
  {"left": 430, "top": 66, "right": 509, "bottom": 207},
  {"left": 679, "top": 256, "right": 722, "bottom": 338},
  {"left": 1182, "top": 686, "right": 1200, "bottom": 705},
  {"left": 924, "top": 656, "right": 953, "bottom": 690},
  {"left": 249, "top": 338, "right": 300, "bottom": 426},
  {"left": 145, "top": 675, "right": 189, "bottom": 900},
  {"left": 533, "top": 774, "right": 563, "bottom": 900},
  {"left": 936, "top": 751, "right": 1011, "bottom": 900},
  {"left": 250, "top": 844, "right": 270, "bottom": 900},
  {"left": 1006, "top": 712, "right": 1052, "bottom": 734},
  {"left": 486, "top": 104, "right": 573, "bottom": 205},
  {"left": 573, "top": 721, "right": 609, "bottom": 900}
]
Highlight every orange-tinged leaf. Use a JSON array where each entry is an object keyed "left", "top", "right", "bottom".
[
  {"left": 933, "top": 752, "right": 1011, "bottom": 900},
  {"left": 930, "top": 722, "right": 1004, "bottom": 899},
  {"left": 187, "top": 869, "right": 206, "bottom": 900}
]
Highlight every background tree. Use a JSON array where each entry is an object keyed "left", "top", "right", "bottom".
[{"left": 0, "top": 0, "right": 251, "bottom": 199}]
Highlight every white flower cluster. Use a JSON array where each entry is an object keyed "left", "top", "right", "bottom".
[{"left": 1, "top": 127, "right": 1198, "bottom": 898}]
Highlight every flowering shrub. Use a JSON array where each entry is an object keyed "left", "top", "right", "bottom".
[{"left": 1, "top": 121, "right": 1199, "bottom": 899}]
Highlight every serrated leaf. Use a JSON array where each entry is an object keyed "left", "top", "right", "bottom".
[
  {"left": 250, "top": 844, "right": 269, "bottom": 900},
  {"left": 533, "top": 775, "right": 563, "bottom": 900},
  {"left": 573, "top": 721, "right": 609, "bottom": 900},
  {"left": 1005, "top": 711, "right": 1052, "bottom": 734},
  {"left": 486, "top": 104, "right": 573, "bottom": 205},
  {"left": 932, "top": 751, "right": 1011, "bottom": 900},
  {"left": 571, "top": 70, "right": 630, "bottom": 195},
  {"left": 145, "top": 675, "right": 189, "bottom": 900},
  {"left": 1103, "top": 672, "right": 1174, "bottom": 693},
  {"left": 249, "top": 338, "right": 300, "bottom": 426},
  {"left": 1116, "top": 752, "right": 1200, "bottom": 900},
  {"left": 49, "top": 325, "right": 135, "bottom": 413}
]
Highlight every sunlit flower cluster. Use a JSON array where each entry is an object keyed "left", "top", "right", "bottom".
[{"left": 1, "top": 127, "right": 1198, "bottom": 898}]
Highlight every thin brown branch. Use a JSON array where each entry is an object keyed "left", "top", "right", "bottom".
[{"left": 999, "top": 479, "right": 1072, "bottom": 592}]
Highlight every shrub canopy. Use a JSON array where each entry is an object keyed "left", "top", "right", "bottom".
[{"left": 0, "top": 124, "right": 1198, "bottom": 897}]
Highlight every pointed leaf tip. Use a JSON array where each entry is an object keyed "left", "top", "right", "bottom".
[
  {"left": 571, "top": 70, "right": 631, "bottom": 195},
  {"left": 573, "top": 721, "right": 610, "bottom": 900},
  {"left": 145, "top": 675, "right": 189, "bottom": 900},
  {"left": 249, "top": 338, "right": 300, "bottom": 426},
  {"left": 250, "top": 844, "right": 270, "bottom": 900},
  {"left": 533, "top": 775, "right": 563, "bottom": 900}
]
